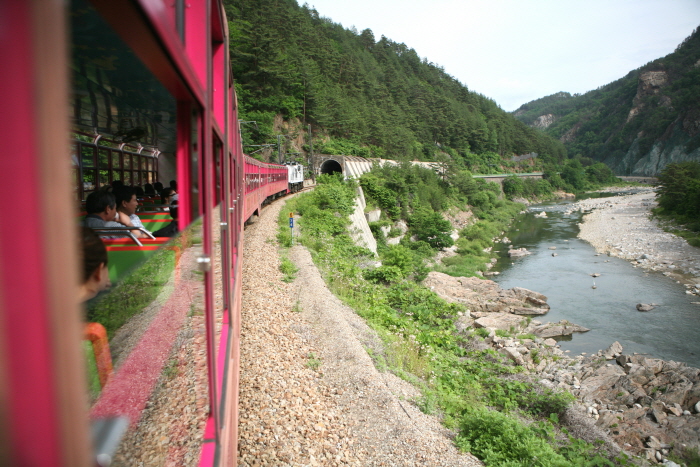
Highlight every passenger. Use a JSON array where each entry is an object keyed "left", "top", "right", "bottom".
[
  {"left": 160, "top": 187, "right": 176, "bottom": 210},
  {"left": 82, "top": 191, "right": 139, "bottom": 237},
  {"left": 144, "top": 183, "right": 155, "bottom": 197},
  {"left": 153, "top": 181, "right": 163, "bottom": 193},
  {"left": 169, "top": 179, "right": 177, "bottom": 191},
  {"left": 152, "top": 201, "right": 179, "bottom": 238},
  {"left": 111, "top": 180, "right": 124, "bottom": 190},
  {"left": 114, "top": 186, "right": 149, "bottom": 238},
  {"left": 78, "top": 227, "right": 110, "bottom": 302},
  {"left": 134, "top": 185, "right": 145, "bottom": 197}
]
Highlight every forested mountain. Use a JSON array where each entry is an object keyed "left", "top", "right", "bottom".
[
  {"left": 224, "top": 0, "right": 566, "bottom": 166},
  {"left": 513, "top": 27, "right": 700, "bottom": 176}
]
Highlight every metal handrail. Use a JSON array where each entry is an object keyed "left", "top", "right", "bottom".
[{"left": 89, "top": 227, "right": 155, "bottom": 247}]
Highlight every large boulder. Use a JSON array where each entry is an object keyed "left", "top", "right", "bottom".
[
  {"left": 422, "top": 272, "right": 549, "bottom": 315},
  {"left": 530, "top": 320, "right": 590, "bottom": 339},
  {"left": 473, "top": 313, "right": 529, "bottom": 332},
  {"left": 602, "top": 341, "right": 623, "bottom": 360},
  {"left": 508, "top": 248, "right": 531, "bottom": 257}
]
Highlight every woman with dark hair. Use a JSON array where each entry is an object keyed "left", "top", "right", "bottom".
[
  {"left": 153, "top": 181, "right": 163, "bottom": 193},
  {"left": 160, "top": 187, "right": 176, "bottom": 206},
  {"left": 144, "top": 183, "right": 155, "bottom": 196},
  {"left": 78, "top": 227, "right": 110, "bottom": 302}
]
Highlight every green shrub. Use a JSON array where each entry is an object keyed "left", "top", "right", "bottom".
[{"left": 279, "top": 256, "right": 298, "bottom": 282}]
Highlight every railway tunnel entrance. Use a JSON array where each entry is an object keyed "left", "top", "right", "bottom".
[{"left": 320, "top": 159, "right": 343, "bottom": 175}]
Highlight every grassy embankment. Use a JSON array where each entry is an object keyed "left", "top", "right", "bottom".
[{"left": 277, "top": 171, "right": 632, "bottom": 466}]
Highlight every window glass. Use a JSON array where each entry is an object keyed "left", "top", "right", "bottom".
[
  {"left": 82, "top": 145, "right": 95, "bottom": 168},
  {"left": 190, "top": 109, "right": 200, "bottom": 219},
  {"left": 82, "top": 169, "right": 96, "bottom": 194}
]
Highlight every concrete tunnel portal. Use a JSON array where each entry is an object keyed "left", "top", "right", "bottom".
[{"left": 320, "top": 159, "right": 343, "bottom": 175}]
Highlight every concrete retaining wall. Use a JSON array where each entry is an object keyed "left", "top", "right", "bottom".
[{"left": 348, "top": 186, "right": 377, "bottom": 255}]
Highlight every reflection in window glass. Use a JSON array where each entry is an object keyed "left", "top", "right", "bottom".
[
  {"left": 82, "top": 145, "right": 95, "bottom": 168},
  {"left": 190, "top": 110, "right": 200, "bottom": 219},
  {"left": 85, "top": 221, "right": 210, "bottom": 464},
  {"left": 83, "top": 169, "right": 96, "bottom": 193},
  {"left": 99, "top": 149, "right": 109, "bottom": 169}
]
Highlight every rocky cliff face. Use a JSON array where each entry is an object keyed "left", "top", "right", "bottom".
[
  {"left": 533, "top": 113, "right": 555, "bottom": 129},
  {"left": 513, "top": 28, "right": 700, "bottom": 176}
]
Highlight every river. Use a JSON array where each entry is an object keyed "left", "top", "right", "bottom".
[{"left": 491, "top": 194, "right": 700, "bottom": 368}]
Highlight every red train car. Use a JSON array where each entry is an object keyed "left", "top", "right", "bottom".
[
  {"left": 0, "top": 0, "right": 258, "bottom": 465},
  {"left": 243, "top": 155, "right": 289, "bottom": 222}
]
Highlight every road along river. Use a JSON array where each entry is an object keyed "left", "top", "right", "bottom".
[{"left": 490, "top": 191, "right": 700, "bottom": 368}]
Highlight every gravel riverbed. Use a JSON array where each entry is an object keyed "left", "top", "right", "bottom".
[
  {"left": 237, "top": 196, "right": 481, "bottom": 466},
  {"left": 576, "top": 190, "right": 700, "bottom": 290}
]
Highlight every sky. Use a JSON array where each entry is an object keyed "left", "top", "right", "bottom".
[{"left": 307, "top": 0, "right": 700, "bottom": 111}]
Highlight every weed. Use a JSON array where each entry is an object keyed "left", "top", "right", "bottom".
[
  {"left": 279, "top": 256, "right": 298, "bottom": 282},
  {"left": 292, "top": 300, "right": 302, "bottom": 313},
  {"left": 306, "top": 352, "right": 322, "bottom": 371},
  {"left": 163, "top": 358, "right": 179, "bottom": 379}
]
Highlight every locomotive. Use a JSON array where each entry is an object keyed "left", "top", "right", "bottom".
[{"left": 0, "top": 0, "right": 304, "bottom": 465}]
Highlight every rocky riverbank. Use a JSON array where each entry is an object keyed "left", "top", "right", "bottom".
[
  {"left": 425, "top": 271, "right": 700, "bottom": 465},
  {"left": 574, "top": 189, "right": 700, "bottom": 295}
]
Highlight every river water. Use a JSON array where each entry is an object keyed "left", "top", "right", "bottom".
[{"left": 491, "top": 194, "right": 700, "bottom": 368}]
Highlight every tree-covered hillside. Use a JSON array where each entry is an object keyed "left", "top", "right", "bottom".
[
  {"left": 224, "top": 0, "right": 566, "bottom": 165},
  {"left": 513, "top": 27, "right": 700, "bottom": 176}
]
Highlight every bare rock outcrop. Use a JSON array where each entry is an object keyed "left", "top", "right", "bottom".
[
  {"left": 423, "top": 272, "right": 549, "bottom": 315},
  {"left": 528, "top": 319, "right": 590, "bottom": 339},
  {"left": 533, "top": 113, "right": 555, "bottom": 129}
]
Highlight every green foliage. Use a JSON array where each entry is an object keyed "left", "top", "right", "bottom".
[
  {"left": 657, "top": 161, "right": 700, "bottom": 217},
  {"left": 306, "top": 352, "right": 322, "bottom": 371},
  {"left": 456, "top": 407, "right": 615, "bottom": 467},
  {"left": 654, "top": 161, "right": 700, "bottom": 246},
  {"left": 225, "top": 0, "right": 566, "bottom": 162},
  {"left": 279, "top": 256, "right": 298, "bottom": 282},
  {"left": 408, "top": 207, "right": 454, "bottom": 249}
]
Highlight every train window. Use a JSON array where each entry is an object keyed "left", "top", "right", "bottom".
[
  {"left": 81, "top": 145, "right": 95, "bottom": 168},
  {"left": 98, "top": 149, "right": 110, "bottom": 187},
  {"left": 112, "top": 151, "right": 122, "bottom": 169},
  {"left": 82, "top": 169, "right": 96, "bottom": 194},
  {"left": 190, "top": 109, "right": 200, "bottom": 220},
  {"left": 70, "top": 0, "right": 216, "bottom": 461},
  {"left": 214, "top": 139, "right": 222, "bottom": 205}
]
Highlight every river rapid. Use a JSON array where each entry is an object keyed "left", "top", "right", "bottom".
[{"left": 491, "top": 192, "right": 700, "bottom": 368}]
